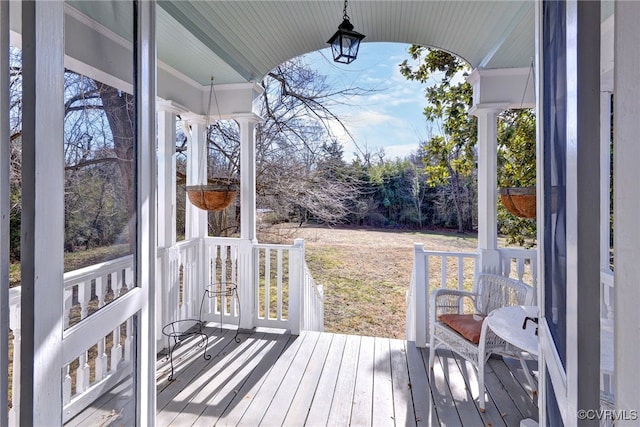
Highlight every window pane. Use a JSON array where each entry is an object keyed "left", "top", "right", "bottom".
[
  {"left": 62, "top": 1, "right": 137, "bottom": 424},
  {"left": 63, "top": 1, "right": 137, "bottom": 321}
]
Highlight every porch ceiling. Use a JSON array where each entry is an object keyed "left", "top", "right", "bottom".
[
  {"left": 66, "top": 0, "right": 536, "bottom": 86},
  {"left": 64, "top": 0, "right": 614, "bottom": 88},
  {"left": 156, "top": 0, "right": 536, "bottom": 85}
]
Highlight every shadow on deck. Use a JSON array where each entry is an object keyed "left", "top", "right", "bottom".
[{"left": 66, "top": 325, "right": 538, "bottom": 426}]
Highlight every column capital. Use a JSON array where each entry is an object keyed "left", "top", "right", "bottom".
[
  {"left": 181, "top": 113, "right": 208, "bottom": 125},
  {"left": 468, "top": 103, "right": 510, "bottom": 116},
  {"left": 232, "top": 112, "right": 263, "bottom": 124},
  {"left": 156, "top": 100, "right": 188, "bottom": 115}
]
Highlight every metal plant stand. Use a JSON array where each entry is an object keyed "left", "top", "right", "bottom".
[{"left": 162, "top": 283, "right": 241, "bottom": 381}]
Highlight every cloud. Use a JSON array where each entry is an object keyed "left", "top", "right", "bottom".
[
  {"left": 383, "top": 143, "right": 421, "bottom": 160},
  {"left": 350, "top": 110, "right": 398, "bottom": 126}
]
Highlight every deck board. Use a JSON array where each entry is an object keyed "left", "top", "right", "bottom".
[
  {"left": 283, "top": 332, "right": 333, "bottom": 426},
  {"left": 326, "top": 334, "right": 361, "bottom": 426},
  {"left": 67, "top": 328, "right": 539, "bottom": 426},
  {"left": 490, "top": 356, "right": 539, "bottom": 420},
  {"left": 233, "top": 331, "right": 311, "bottom": 426},
  {"left": 305, "top": 333, "right": 347, "bottom": 426},
  {"left": 406, "top": 342, "right": 437, "bottom": 426},
  {"left": 372, "top": 337, "right": 395, "bottom": 427},
  {"left": 215, "top": 332, "right": 294, "bottom": 426},
  {"left": 163, "top": 332, "right": 269, "bottom": 426},
  {"left": 389, "top": 339, "right": 416, "bottom": 427},
  {"left": 351, "top": 335, "right": 375, "bottom": 426}
]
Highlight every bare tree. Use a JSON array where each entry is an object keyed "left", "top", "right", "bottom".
[{"left": 193, "top": 58, "right": 370, "bottom": 234}]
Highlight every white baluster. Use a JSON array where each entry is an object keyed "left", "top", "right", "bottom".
[
  {"left": 115, "top": 268, "right": 124, "bottom": 297},
  {"left": 221, "top": 245, "right": 229, "bottom": 286},
  {"left": 503, "top": 258, "right": 513, "bottom": 279},
  {"left": 516, "top": 258, "right": 526, "bottom": 281},
  {"left": 78, "top": 282, "right": 89, "bottom": 320},
  {"left": 230, "top": 244, "right": 238, "bottom": 284},
  {"left": 170, "top": 248, "right": 180, "bottom": 323},
  {"left": 95, "top": 276, "right": 105, "bottom": 309},
  {"left": 63, "top": 364, "right": 72, "bottom": 404},
  {"left": 124, "top": 318, "right": 133, "bottom": 363},
  {"left": 125, "top": 266, "right": 134, "bottom": 291},
  {"left": 264, "top": 248, "right": 271, "bottom": 319},
  {"left": 95, "top": 336, "right": 107, "bottom": 379},
  {"left": 76, "top": 352, "right": 90, "bottom": 393},
  {"left": 277, "top": 249, "right": 283, "bottom": 321},
  {"left": 63, "top": 288, "right": 73, "bottom": 329},
  {"left": 111, "top": 326, "right": 122, "bottom": 368}
]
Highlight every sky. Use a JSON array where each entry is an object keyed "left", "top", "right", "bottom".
[{"left": 302, "top": 42, "right": 436, "bottom": 162}]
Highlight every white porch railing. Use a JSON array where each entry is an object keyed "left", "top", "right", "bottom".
[
  {"left": 253, "top": 238, "right": 324, "bottom": 333},
  {"left": 600, "top": 268, "right": 615, "bottom": 409},
  {"left": 406, "top": 245, "right": 479, "bottom": 347},
  {"left": 156, "top": 237, "right": 324, "bottom": 342},
  {"left": 406, "top": 245, "right": 537, "bottom": 347},
  {"left": 156, "top": 237, "right": 242, "bottom": 337},
  {"left": 601, "top": 268, "right": 614, "bottom": 321},
  {"left": 8, "top": 255, "right": 137, "bottom": 425},
  {"left": 498, "top": 247, "right": 538, "bottom": 297},
  {"left": 7, "top": 236, "right": 323, "bottom": 426}
]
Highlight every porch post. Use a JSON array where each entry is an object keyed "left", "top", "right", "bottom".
[
  {"left": 235, "top": 113, "right": 261, "bottom": 330},
  {"left": 157, "top": 102, "right": 183, "bottom": 248},
  {"left": 183, "top": 117, "right": 208, "bottom": 239},
  {"left": 156, "top": 101, "right": 183, "bottom": 349},
  {"left": 614, "top": 1, "right": 640, "bottom": 416},
  {"left": 20, "top": 1, "right": 65, "bottom": 424},
  {"left": 470, "top": 105, "right": 506, "bottom": 274}
]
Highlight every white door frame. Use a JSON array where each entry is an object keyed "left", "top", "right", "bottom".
[
  {"left": 536, "top": 0, "right": 601, "bottom": 425},
  {"left": 18, "top": 0, "right": 156, "bottom": 424},
  {"left": 1, "top": 0, "right": 10, "bottom": 425},
  {"left": 613, "top": 1, "right": 640, "bottom": 417}
]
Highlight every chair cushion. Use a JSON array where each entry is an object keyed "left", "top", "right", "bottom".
[{"left": 438, "top": 314, "right": 485, "bottom": 345}]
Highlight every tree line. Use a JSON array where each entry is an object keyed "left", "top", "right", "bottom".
[{"left": 6, "top": 45, "right": 537, "bottom": 263}]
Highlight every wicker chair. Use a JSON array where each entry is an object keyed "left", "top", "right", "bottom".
[{"left": 428, "top": 273, "right": 533, "bottom": 411}]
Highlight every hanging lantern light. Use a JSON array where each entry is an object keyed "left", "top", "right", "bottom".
[{"left": 327, "top": 0, "right": 365, "bottom": 64}]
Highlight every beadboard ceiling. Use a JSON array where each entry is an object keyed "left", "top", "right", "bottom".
[
  {"left": 155, "top": 0, "right": 535, "bottom": 85},
  {"left": 66, "top": 1, "right": 615, "bottom": 88}
]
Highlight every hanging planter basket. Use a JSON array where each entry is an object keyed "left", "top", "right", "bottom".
[
  {"left": 186, "top": 179, "right": 239, "bottom": 211},
  {"left": 499, "top": 186, "right": 558, "bottom": 219},
  {"left": 499, "top": 186, "right": 537, "bottom": 218}
]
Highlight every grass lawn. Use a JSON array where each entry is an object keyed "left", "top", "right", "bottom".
[{"left": 294, "top": 225, "right": 479, "bottom": 339}]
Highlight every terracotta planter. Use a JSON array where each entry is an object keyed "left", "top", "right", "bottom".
[
  {"left": 186, "top": 180, "right": 239, "bottom": 211},
  {"left": 499, "top": 186, "right": 537, "bottom": 218}
]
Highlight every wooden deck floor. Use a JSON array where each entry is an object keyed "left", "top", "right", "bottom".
[{"left": 68, "top": 325, "right": 539, "bottom": 426}]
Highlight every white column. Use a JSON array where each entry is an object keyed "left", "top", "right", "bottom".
[
  {"left": 156, "top": 103, "right": 181, "bottom": 349},
  {"left": 235, "top": 113, "right": 261, "bottom": 330},
  {"left": 413, "top": 243, "right": 428, "bottom": 348},
  {"left": 470, "top": 104, "right": 506, "bottom": 274},
  {"left": 1, "top": 1, "right": 10, "bottom": 424},
  {"left": 136, "top": 1, "right": 157, "bottom": 424},
  {"left": 614, "top": 1, "right": 640, "bottom": 419},
  {"left": 157, "top": 102, "right": 183, "bottom": 248},
  {"left": 236, "top": 113, "right": 261, "bottom": 242},
  {"left": 20, "top": 1, "right": 65, "bottom": 424},
  {"left": 183, "top": 116, "right": 208, "bottom": 239}
]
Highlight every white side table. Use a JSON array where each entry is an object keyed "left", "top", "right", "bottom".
[{"left": 485, "top": 305, "right": 539, "bottom": 393}]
